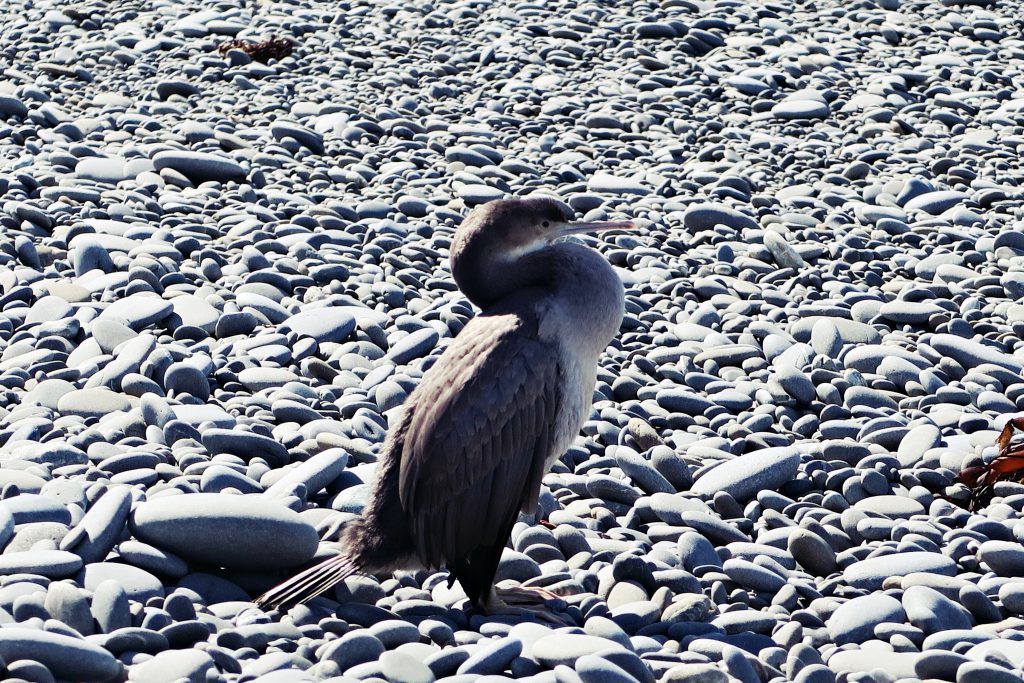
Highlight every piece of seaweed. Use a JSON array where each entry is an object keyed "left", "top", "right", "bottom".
[
  {"left": 217, "top": 37, "right": 294, "bottom": 64},
  {"left": 955, "top": 417, "right": 1024, "bottom": 511}
]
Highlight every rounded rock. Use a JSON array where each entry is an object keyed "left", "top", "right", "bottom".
[
  {"left": 0, "top": 627, "right": 121, "bottom": 682},
  {"left": 772, "top": 100, "right": 829, "bottom": 120},
  {"left": 152, "top": 150, "right": 246, "bottom": 183},
  {"left": 691, "top": 447, "right": 800, "bottom": 502},
  {"left": 826, "top": 594, "right": 906, "bottom": 646},
  {"left": 788, "top": 528, "right": 837, "bottom": 577},
  {"left": 127, "top": 648, "right": 214, "bottom": 683},
  {"left": 130, "top": 493, "right": 318, "bottom": 570},
  {"left": 532, "top": 634, "right": 627, "bottom": 668},
  {"left": 977, "top": 540, "right": 1024, "bottom": 576},
  {"left": 163, "top": 363, "right": 210, "bottom": 400}
]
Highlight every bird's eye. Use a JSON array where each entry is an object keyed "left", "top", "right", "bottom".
[{"left": 542, "top": 221, "right": 550, "bottom": 228}]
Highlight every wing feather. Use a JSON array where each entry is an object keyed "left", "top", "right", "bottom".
[{"left": 398, "top": 311, "right": 563, "bottom": 569}]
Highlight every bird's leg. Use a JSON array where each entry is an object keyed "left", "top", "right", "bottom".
[{"left": 477, "top": 583, "right": 577, "bottom": 626}]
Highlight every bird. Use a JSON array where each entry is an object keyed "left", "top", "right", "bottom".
[{"left": 255, "top": 197, "right": 632, "bottom": 620}]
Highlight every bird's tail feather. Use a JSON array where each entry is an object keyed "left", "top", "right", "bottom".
[{"left": 255, "top": 555, "right": 360, "bottom": 610}]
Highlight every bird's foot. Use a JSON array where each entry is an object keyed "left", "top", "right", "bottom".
[
  {"left": 495, "top": 584, "right": 564, "bottom": 605},
  {"left": 478, "top": 585, "right": 577, "bottom": 626}
]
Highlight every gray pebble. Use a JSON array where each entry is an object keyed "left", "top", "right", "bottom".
[
  {"left": 81, "top": 562, "right": 164, "bottom": 602},
  {"left": 826, "top": 594, "right": 906, "bottom": 645},
  {"left": 91, "top": 580, "right": 131, "bottom": 633},
  {"left": 152, "top": 150, "right": 246, "bottom": 183},
  {"left": 532, "top": 634, "right": 627, "bottom": 668},
  {"left": 130, "top": 493, "right": 318, "bottom": 570},
  {"left": 977, "top": 540, "right": 1024, "bottom": 576},
  {"left": 0, "top": 627, "right": 121, "bottom": 682},
  {"left": 127, "top": 648, "right": 214, "bottom": 683},
  {"left": 683, "top": 203, "right": 759, "bottom": 232},
  {"left": 576, "top": 654, "right": 638, "bottom": 683},
  {"left": 788, "top": 528, "right": 836, "bottom": 577},
  {"left": 843, "top": 552, "right": 956, "bottom": 590},
  {"left": 956, "top": 661, "right": 1023, "bottom": 683},
  {"left": 772, "top": 100, "right": 829, "bottom": 120},
  {"left": 380, "top": 650, "right": 436, "bottom": 683},
  {"left": 691, "top": 448, "right": 800, "bottom": 502},
  {"left": 457, "top": 637, "right": 522, "bottom": 675},
  {"left": 61, "top": 486, "right": 131, "bottom": 564}
]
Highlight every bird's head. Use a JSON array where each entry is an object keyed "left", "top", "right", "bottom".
[
  {"left": 451, "top": 197, "right": 633, "bottom": 308},
  {"left": 454, "top": 197, "right": 633, "bottom": 263}
]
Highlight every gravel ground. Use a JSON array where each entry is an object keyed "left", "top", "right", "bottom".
[{"left": 2, "top": 0, "right": 1024, "bottom": 681}]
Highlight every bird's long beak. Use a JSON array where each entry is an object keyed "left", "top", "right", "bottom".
[{"left": 555, "top": 219, "right": 635, "bottom": 237}]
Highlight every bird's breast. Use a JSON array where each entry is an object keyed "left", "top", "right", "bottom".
[{"left": 543, "top": 341, "right": 602, "bottom": 472}]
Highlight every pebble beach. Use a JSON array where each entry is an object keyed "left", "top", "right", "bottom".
[{"left": 2, "top": 0, "right": 1024, "bottom": 681}]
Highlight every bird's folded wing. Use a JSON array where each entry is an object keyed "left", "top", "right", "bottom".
[{"left": 398, "top": 312, "right": 563, "bottom": 569}]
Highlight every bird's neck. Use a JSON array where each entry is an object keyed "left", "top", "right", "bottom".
[
  {"left": 453, "top": 241, "right": 567, "bottom": 309},
  {"left": 455, "top": 242, "right": 624, "bottom": 350}
]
